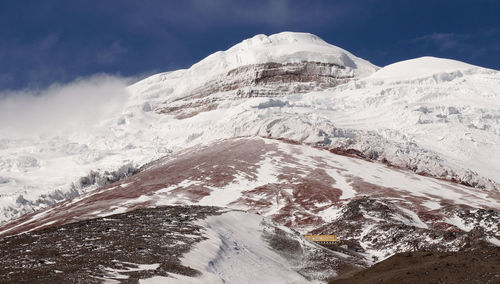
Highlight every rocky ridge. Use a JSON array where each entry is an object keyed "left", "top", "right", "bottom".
[{"left": 156, "top": 61, "right": 355, "bottom": 119}]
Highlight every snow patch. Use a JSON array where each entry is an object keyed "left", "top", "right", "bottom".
[{"left": 178, "top": 211, "right": 314, "bottom": 283}]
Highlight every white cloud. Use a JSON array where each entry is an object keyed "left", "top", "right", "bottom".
[{"left": 0, "top": 75, "right": 131, "bottom": 137}]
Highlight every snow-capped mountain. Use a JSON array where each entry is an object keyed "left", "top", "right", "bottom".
[
  {"left": 0, "top": 32, "right": 499, "bottom": 281},
  {"left": 0, "top": 32, "right": 379, "bottom": 223}
]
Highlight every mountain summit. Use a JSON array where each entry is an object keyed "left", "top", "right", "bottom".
[
  {"left": 188, "top": 32, "right": 378, "bottom": 78},
  {"left": 129, "top": 32, "right": 378, "bottom": 119}
]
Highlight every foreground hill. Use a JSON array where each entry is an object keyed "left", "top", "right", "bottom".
[{"left": 0, "top": 206, "right": 362, "bottom": 283}]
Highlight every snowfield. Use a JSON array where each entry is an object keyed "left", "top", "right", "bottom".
[
  {"left": 145, "top": 211, "right": 315, "bottom": 284},
  {"left": 0, "top": 31, "right": 499, "bottom": 228}
]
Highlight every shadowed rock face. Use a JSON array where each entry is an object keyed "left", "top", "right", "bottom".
[
  {"left": 330, "top": 247, "right": 500, "bottom": 284},
  {"left": 157, "top": 61, "right": 354, "bottom": 118}
]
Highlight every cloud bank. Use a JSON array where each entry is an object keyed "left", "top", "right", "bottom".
[{"left": 0, "top": 75, "right": 131, "bottom": 137}]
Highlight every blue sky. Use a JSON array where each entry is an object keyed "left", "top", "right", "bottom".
[{"left": 1, "top": 0, "right": 500, "bottom": 90}]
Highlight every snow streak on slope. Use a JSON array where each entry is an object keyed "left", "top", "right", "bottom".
[{"left": 144, "top": 211, "right": 342, "bottom": 283}]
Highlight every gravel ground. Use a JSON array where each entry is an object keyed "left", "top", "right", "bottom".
[{"left": 0, "top": 205, "right": 224, "bottom": 283}]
